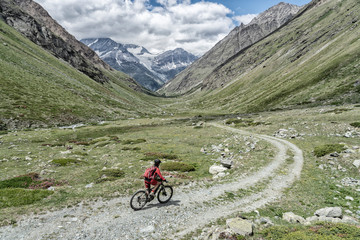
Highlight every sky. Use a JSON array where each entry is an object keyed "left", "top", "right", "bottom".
[{"left": 34, "top": 0, "right": 310, "bottom": 56}]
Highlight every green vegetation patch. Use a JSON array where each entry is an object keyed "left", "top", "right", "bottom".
[
  {"left": 122, "top": 147, "right": 141, "bottom": 151},
  {"left": 0, "top": 188, "right": 53, "bottom": 208},
  {"left": 0, "top": 173, "right": 66, "bottom": 190},
  {"left": 258, "top": 222, "right": 360, "bottom": 240},
  {"left": 323, "top": 108, "right": 352, "bottom": 114},
  {"left": 96, "top": 169, "right": 125, "bottom": 183},
  {"left": 350, "top": 122, "right": 360, "bottom": 128},
  {"left": 161, "top": 162, "right": 196, "bottom": 172},
  {"left": 142, "top": 152, "right": 179, "bottom": 161},
  {"left": 225, "top": 118, "right": 268, "bottom": 127},
  {"left": 0, "top": 176, "right": 34, "bottom": 189},
  {"left": 51, "top": 158, "right": 82, "bottom": 166},
  {"left": 122, "top": 139, "right": 146, "bottom": 145},
  {"left": 313, "top": 144, "right": 346, "bottom": 157}
]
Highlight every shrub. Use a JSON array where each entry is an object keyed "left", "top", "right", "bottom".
[
  {"left": 122, "top": 139, "right": 146, "bottom": 145},
  {"left": 350, "top": 122, "right": 360, "bottom": 128},
  {"left": 0, "top": 176, "right": 34, "bottom": 189},
  {"left": 52, "top": 158, "right": 81, "bottom": 166},
  {"left": 142, "top": 152, "right": 179, "bottom": 161},
  {"left": 225, "top": 118, "right": 266, "bottom": 127},
  {"left": 161, "top": 162, "right": 195, "bottom": 172},
  {"left": 314, "top": 144, "right": 345, "bottom": 157},
  {"left": 96, "top": 169, "right": 125, "bottom": 183},
  {"left": 122, "top": 147, "right": 141, "bottom": 151},
  {"left": 0, "top": 173, "right": 66, "bottom": 191}
]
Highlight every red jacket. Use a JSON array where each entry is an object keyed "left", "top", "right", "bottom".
[
  {"left": 144, "top": 166, "right": 165, "bottom": 181},
  {"left": 153, "top": 166, "right": 165, "bottom": 181}
]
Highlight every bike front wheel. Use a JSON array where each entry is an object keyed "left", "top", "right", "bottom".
[
  {"left": 130, "top": 190, "right": 148, "bottom": 210},
  {"left": 157, "top": 185, "right": 173, "bottom": 203}
]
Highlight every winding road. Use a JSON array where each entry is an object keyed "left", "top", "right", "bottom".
[{"left": 0, "top": 123, "right": 303, "bottom": 240}]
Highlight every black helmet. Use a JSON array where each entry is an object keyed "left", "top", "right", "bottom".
[{"left": 154, "top": 159, "right": 161, "bottom": 167}]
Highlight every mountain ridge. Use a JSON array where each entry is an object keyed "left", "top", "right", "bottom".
[
  {"left": 82, "top": 38, "right": 197, "bottom": 91},
  {"left": 189, "top": 0, "right": 360, "bottom": 112},
  {"left": 159, "top": 2, "right": 302, "bottom": 95}
]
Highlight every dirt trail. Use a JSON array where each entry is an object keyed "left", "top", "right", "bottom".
[{"left": 0, "top": 123, "right": 303, "bottom": 240}]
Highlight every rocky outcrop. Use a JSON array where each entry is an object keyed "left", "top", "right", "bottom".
[
  {"left": 0, "top": 0, "right": 111, "bottom": 84},
  {"left": 160, "top": 2, "right": 302, "bottom": 95}
]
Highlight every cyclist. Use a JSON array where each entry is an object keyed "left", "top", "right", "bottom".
[{"left": 144, "top": 159, "right": 166, "bottom": 199}]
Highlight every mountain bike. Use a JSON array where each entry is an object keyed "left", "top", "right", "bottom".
[{"left": 130, "top": 181, "right": 173, "bottom": 210}]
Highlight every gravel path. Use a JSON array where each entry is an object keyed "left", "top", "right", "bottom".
[{"left": 0, "top": 123, "right": 303, "bottom": 240}]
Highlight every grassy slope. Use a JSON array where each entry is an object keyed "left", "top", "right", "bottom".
[
  {"left": 186, "top": 0, "right": 360, "bottom": 113},
  {"left": 0, "top": 19, "right": 167, "bottom": 128}
]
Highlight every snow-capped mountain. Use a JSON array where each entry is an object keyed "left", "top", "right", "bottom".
[{"left": 81, "top": 38, "right": 197, "bottom": 91}]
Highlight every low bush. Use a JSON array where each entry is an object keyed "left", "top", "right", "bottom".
[
  {"left": 122, "top": 147, "right": 141, "bottom": 151},
  {"left": 161, "top": 162, "right": 196, "bottom": 172},
  {"left": 225, "top": 118, "right": 267, "bottom": 127},
  {"left": 122, "top": 139, "right": 146, "bottom": 145},
  {"left": 52, "top": 158, "right": 81, "bottom": 166},
  {"left": 142, "top": 152, "right": 179, "bottom": 161},
  {"left": 314, "top": 144, "right": 345, "bottom": 157},
  {"left": 350, "top": 122, "right": 360, "bottom": 128},
  {"left": 0, "top": 173, "right": 66, "bottom": 190},
  {"left": 96, "top": 169, "right": 125, "bottom": 183},
  {"left": 0, "top": 176, "right": 34, "bottom": 189}
]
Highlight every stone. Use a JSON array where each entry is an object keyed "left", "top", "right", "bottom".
[
  {"left": 353, "top": 160, "right": 360, "bottom": 168},
  {"left": 315, "top": 207, "right": 342, "bottom": 218},
  {"left": 217, "top": 172, "right": 226, "bottom": 178},
  {"left": 85, "top": 183, "right": 94, "bottom": 188},
  {"left": 25, "top": 156, "right": 32, "bottom": 161},
  {"left": 282, "top": 212, "right": 305, "bottom": 224},
  {"left": 344, "top": 132, "right": 352, "bottom": 138},
  {"left": 220, "top": 159, "right": 233, "bottom": 169},
  {"left": 330, "top": 152, "right": 339, "bottom": 157},
  {"left": 305, "top": 216, "right": 319, "bottom": 225},
  {"left": 209, "top": 165, "right": 227, "bottom": 175},
  {"left": 140, "top": 225, "right": 155, "bottom": 233},
  {"left": 342, "top": 216, "right": 359, "bottom": 224},
  {"left": 345, "top": 196, "right": 354, "bottom": 201},
  {"left": 47, "top": 186, "right": 55, "bottom": 191},
  {"left": 226, "top": 218, "right": 253, "bottom": 236}
]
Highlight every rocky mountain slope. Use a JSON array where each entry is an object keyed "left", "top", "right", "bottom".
[
  {"left": 0, "top": 1, "right": 163, "bottom": 129},
  {"left": 82, "top": 38, "right": 197, "bottom": 91},
  {"left": 160, "top": 2, "right": 301, "bottom": 95},
  {"left": 0, "top": 0, "right": 118, "bottom": 85},
  {"left": 188, "top": 0, "right": 360, "bottom": 112}
]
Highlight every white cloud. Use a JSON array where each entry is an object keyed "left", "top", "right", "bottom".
[
  {"left": 35, "top": 0, "right": 236, "bottom": 56},
  {"left": 234, "top": 14, "right": 258, "bottom": 25}
]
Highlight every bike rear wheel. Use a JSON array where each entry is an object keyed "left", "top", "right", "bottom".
[
  {"left": 157, "top": 185, "right": 173, "bottom": 203},
  {"left": 130, "top": 190, "right": 148, "bottom": 210}
]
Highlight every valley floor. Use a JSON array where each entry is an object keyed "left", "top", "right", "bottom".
[
  {"left": 1, "top": 105, "right": 360, "bottom": 239},
  {"left": 0, "top": 123, "right": 303, "bottom": 239}
]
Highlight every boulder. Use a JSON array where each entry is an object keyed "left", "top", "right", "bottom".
[
  {"left": 342, "top": 216, "right": 359, "bottom": 224},
  {"left": 209, "top": 165, "right": 228, "bottom": 175},
  {"left": 226, "top": 218, "right": 253, "bottom": 236},
  {"left": 282, "top": 212, "right": 305, "bottom": 224},
  {"left": 220, "top": 159, "right": 233, "bottom": 169},
  {"left": 315, "top": 207, "right": 342, "bottom": 218},
  {"left": 353, "top": 160, "right": 360, "bottom": 168}
]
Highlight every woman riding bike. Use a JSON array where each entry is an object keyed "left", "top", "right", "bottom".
[{"left": 143, "top": 159, "right": 166, "bottom": 200}]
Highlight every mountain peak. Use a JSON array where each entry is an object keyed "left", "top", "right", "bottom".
[
  {"left": 160, "top": 2, "right": 302, "bottom": 95},
  {"left": 82, "top": 39, "right": 198, "bottom": 91}
]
